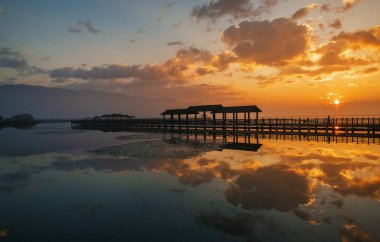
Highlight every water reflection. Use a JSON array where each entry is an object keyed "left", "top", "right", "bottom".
[
  {"left": 0, "top": 124, "right": 379, "bottom": 241},
  {"left": 225, "top": 165, "right": 310, "bottom": 211}
]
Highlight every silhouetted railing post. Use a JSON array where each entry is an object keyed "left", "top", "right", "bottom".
[
  {"left": 256, "top": 112, "right": 259, "bottom": 134},
  {"left": 163, "top": 114, "right": 166, "bottom": 132},
  {"left": 195, "top": 113, "right": 198, "bottom": 135},
  {"left": 244, "top": 112, "right": 247, "bottom": 134},
  {"left": 170, "top": 114, "right": 174, "bottom": 133},
  {"left": 178, "top": 114, "right": 181, "bottom": 133},
  {"left": 186, "top": 114, "right": 189, "bottom": 132},
  {"left": 248, "top": 112, "right": 251, "bottom": 134}
]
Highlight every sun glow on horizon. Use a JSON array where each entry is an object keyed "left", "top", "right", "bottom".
[{"left": 334, "top": 99, "right": 340, "bottom": 105}]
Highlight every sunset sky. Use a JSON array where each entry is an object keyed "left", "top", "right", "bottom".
[{"left": 1, "top": 0, "right": 380, "bottom": 116}]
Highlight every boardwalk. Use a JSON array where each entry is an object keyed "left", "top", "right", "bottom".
[
  {"left": 71, "top": 104, "right": 380, "bottom": 143},
  {"left": 71, "top": 116, "right": 380, "bottom": 138}
]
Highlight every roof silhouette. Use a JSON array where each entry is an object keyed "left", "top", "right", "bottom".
[{"left": 212, "top": 105, "right": 262, "bottom": 113}]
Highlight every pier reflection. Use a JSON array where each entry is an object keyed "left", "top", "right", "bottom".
[{"left": 162, "top": 130, "right": 380, "bottom": 149}]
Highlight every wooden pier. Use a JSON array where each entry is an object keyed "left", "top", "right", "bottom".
[
  {"left": 71, "top": 105, "right": 380, "bottom": 145},
  {"left": 72, "top": 108, "right": 380, "bottom": 141},
  {"left": 72, "top": 116, "right": 380, "bottom": 136}
]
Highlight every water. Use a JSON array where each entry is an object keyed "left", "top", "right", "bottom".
[{"left": 0, "top": 123, "right": 379, "bottom": 242}]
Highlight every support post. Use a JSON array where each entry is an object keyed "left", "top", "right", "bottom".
[
  {"left": 178, "top": 114, "right": 181, "bottom": 133},
  {"left": 186, "top": 113, "right": 189, "bottom": 132},
  {"left": 163, "top": 114, "right": 166, "bottom": 132},
  {"left": 256, "top": 112, "right": 259, "bottom": 134},
  {"left": 170, "top": 114, "right": 174, "bottom": 133},
  {"left": 248, "top": 112, "right": 251, "bottom": 134}
]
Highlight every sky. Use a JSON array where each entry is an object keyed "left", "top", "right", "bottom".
[{"left": 1, "top": 0, "right": 380, "bottom": 116}]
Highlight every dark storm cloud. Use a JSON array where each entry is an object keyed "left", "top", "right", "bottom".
[{"left": 222, "top": 18, "right": 309, "bottom": 65}]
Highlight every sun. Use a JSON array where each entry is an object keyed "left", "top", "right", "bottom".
[{"left": 334, "top": 99, "right": 340, "bottom": 105}]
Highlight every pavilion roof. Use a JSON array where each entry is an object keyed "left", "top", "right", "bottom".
[
  {"left": 211, "top": 105, "right": 262, "bottom": 113},
  {"left": 161, "top": 109, "right": 199, "bottom": 115},
  {"left": 187, "top": 104, "right": 223, "bottom": 112}
]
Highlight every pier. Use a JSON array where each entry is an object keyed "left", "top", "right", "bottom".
[{"left": 71, "top": 105, "right": 380, "bottom": 141}]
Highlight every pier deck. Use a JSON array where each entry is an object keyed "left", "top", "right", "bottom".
[{"left": 71, "top": 117, "right": 380, "bottom": 138}]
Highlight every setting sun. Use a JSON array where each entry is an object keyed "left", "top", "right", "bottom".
[{"left": 334, "top": 99, "right": 340, "bottom": 105}]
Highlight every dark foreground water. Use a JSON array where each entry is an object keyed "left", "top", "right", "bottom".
[{"left": 0, "top": 123, "right": 379, "bottom": 242}]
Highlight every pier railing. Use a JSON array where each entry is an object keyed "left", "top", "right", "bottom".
[{"left": 71, "top": 117, "right": 380, "bottom": 138}]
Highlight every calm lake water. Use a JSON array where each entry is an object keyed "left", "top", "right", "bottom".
[{"left": 0, "top": 123, "right": 379, "bottom": 242}]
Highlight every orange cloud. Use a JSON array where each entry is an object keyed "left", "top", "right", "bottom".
[
  {"left": 318, "top": 26, "right": 380, "bottom": 67},
  {"left": 222, "top": 18, "right": 310, "bottom": 65},
  {"left": 337, "top": 0, "right": 363, "bottom": 12},
  {"left": 291, "top": 3, "right": 318, "bottom": 20},
  {"left": 328, "top": 19, "right": 342, "bottom": 29}
]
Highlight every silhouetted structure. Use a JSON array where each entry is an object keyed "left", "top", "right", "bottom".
[
  {"left": 0, "top": 114, "right": 36, "bottom": 129},
  {"left": 71, "top": 105, "right": 380, "bottom": 141},
  {"left": 98, "top": 114, "right": 135, "bottom": 120}
]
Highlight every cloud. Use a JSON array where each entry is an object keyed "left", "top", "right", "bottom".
[
  {"left": 342, "top": 222, "right": 380, "bottom": 242},
  {"left": 50, "top": 64, "right": 181, "bottom": 85},
  {"left": 0, "top": 170, "right": 32, "bottom": 194},
  {"left": 251, "top": 0, "right": 279, "bottom": 17},
  {"left": 164, "top": 1, "right": 175, "bottom": 9},
  {"left": 291, "top": 3, "right": 318, "bottom": 20},
  {"left": 196, "top": 211, "right": 255, "bottom": 238},
  {"left": 337, "top": 0, "right": 363, "bottom": 12},
  {"left": 50, "top": 47, "right": 234, "bottom": 83},
  {"left": 0, "top": 47, "right": 27, "bottom": 69},
  {"left": 52, "top": 158, "right": 140, "bottom": 172},
  {"left": 0, "top": 48, "right": 22, "bottom": 57},
  {"left": 67, "top": 25, "right": 82, "bottom": 33},
  {"left": 359, "top": 66, "right": 379, "bottom": 74},
  {"left": 49, "top": 46, "right": 240, "bottom": 102},
  {"left": 191, "top": 0, "right": 278, "bottom": 22},
  {"left": 222, "top": 18, "right": 310, "bottom": 65},
  {"left": 0, "top": 57, "right": 27, "bottom": 69},
  {"left": 67, "top": 20, "right": 100, "bottom": 34},
  {"left": 225, "top": 165, "right": 310, "bottom": 211},
  {"left": 167, "top": 41, "right": 183, "bottom": 46},
  {"left": 257, "top": 25, "right": 380, "bottom": 86},
  {"left": 191, "top": 0, "right": 253, "bottom": 21},
  {"left": 320, "top": 3, "right": 330, "bottom": 12},
  {"left": 328, "top": 19, "right": 342, "bottom": 29},
  {"left": 317, "top": 26, "right": 380, "bottom": 67},
  {"left": 78, "top": 20, "right": 100, "bottom": 34}
]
